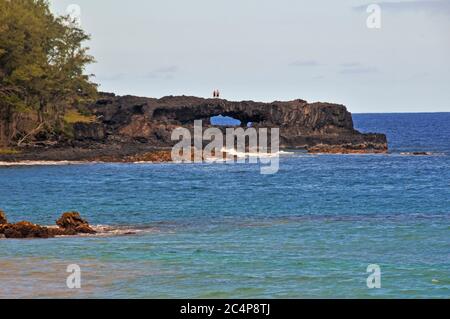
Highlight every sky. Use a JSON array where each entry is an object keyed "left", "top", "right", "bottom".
[{"left": 50, "top": 0, "right": 450, "bottom": 113}]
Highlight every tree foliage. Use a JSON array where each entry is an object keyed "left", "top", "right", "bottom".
[{"left": 0, "top": 0, "right": 97, "bottom": 145}]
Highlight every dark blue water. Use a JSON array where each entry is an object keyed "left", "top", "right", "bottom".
[
  {"left": 354, "top": 113, "right": 450, "bottom": 154},
  {"left": 0, "top": 113, "right": 449, "bottom": 298}
]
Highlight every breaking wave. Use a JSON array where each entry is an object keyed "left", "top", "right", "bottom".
[
  {"left": 43, "top": 224, "right": 158, "bottom": 238},
  {"left": 219, "top": 148, "right": 294, "bottom": 158},
  {"left": 0, "top": 160, "right": 91, "bottom": 167}
]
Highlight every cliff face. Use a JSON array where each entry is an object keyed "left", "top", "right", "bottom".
[{"left": 79, "top": 94, "right": 387, "bottom": 152}]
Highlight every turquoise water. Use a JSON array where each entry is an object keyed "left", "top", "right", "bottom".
[{"left": 0, "top": 113, "right": 449, "bottom": 298}]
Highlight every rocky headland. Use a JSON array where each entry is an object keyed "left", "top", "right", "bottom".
[{"left": 0, "top": 93, "right": 388, "bottom": 162}]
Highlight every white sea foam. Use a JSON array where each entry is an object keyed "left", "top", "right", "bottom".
[
  {"left": 87, "top": 225, "right": 155, "bottom": 237},
  {"left": 43, "top": 224, "right": 157, "bottom": 238},
  {"left": 0, "top": 160, "right": 90, "bottom": 167},
  {"left": 399, "top": 152, "right": 440, "bottom": 156},
  {"left": 219, "top": 147, "right": 293, "bottom": 158}
]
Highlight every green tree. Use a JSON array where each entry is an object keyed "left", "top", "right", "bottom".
[{"left": 0, "top": 0, "right": 97, "bottom": 146}]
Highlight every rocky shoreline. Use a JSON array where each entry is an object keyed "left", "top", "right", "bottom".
[
  {"left": 0, "top": 145, "right": 370, "bottom": 163},
  {"left": 306, "top": 144, "right": 389, "bottom": 154},
  {"left": 0, "top": 94, "right": 388, "bottom": 162},
  {"left": 0, "top": 147, "right": 228, "bottom": 164}
]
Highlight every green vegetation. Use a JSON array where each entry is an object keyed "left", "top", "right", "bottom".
[
  {"left": 0, "top": 148, "right": 20, "bottom": 155},
  {"left": 0, "top": 0, "right": 97, "bottom": 146},
  {"left": 64, "top": 109, "right": 97, "bottom": 124}
]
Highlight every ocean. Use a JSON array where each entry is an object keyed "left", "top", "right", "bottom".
[{"left": 0, "top": 113, "right": 449, "bottom": 298}]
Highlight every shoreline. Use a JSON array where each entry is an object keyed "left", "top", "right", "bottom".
[{"left": 0, "top": 150, "right": 440, "bottom": 167}]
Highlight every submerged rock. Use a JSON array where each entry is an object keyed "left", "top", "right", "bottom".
[{"left": 400, "top": 152, "right": 432, "bottom": 156}]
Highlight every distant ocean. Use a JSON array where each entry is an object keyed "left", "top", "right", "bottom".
[{"left": 0, "top": 113, "right": 449, "bottom": 298}]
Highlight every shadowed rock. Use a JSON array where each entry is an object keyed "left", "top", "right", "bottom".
[{"left": 78, "top": 94, "right": 388, "bottom": 153}]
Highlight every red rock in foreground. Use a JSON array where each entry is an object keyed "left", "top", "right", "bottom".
[
  {"left": 0, "top": 221, "right": 53, "bottom": 239},
  {"left": 56, "top": 212, "right": 96, "bottom": 234},
  {"left": 0, "top": 210, "right": 7, "bottom": 225},
  {"left": 0, "top": 211, "right": 96, "bottom": 239}
]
